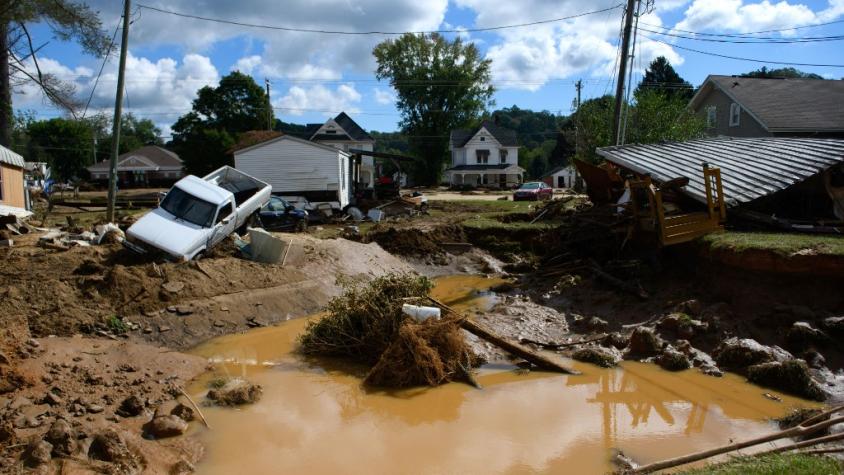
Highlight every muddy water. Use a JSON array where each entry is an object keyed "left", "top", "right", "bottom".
[{"left": 188, "top": 276, "right": 817, "bottom": 475}]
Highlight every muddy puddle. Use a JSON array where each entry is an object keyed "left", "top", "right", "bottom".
[{"left": 187, "top": 276, "right": 818, "bottom": 474}]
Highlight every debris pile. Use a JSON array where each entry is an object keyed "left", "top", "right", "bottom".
[{"left": 298, "top": 273, "right": 481, "bottom": 388}]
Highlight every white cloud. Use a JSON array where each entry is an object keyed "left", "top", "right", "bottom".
[
  {"left": 232, "top": 55, "right": 262, "bottom": 74},
  {"left": 675, "top": 0, "right": 818, "bottom": 33},
  {"left": 277, "top": 84, "right": 362, "bottom": 116},
  {"left": 373, "top": 87, "right": 396, "bottom": 105}
]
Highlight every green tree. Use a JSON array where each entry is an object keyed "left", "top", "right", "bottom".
[
  {"left": 96, "top": 113, "right": 163, "bottom": 157},
  {"left": 26, "top": 118, "right": 94, "bottom": 180},
  {"left": 548, "top": 130, "right": 575, "bottom": 169},
  {"left": 1, "top": 1, "right": 109, "bottom": 146},
  {"left": 527, "top": 155, "right": 547, "bottom": 180},
  {"left": 634, "top": 56, "right": 694, "bottom": 101},
  {"left": 627, "top": 89, "right": 706, "bottom": 145},
  {"left": 374, "top": 33, "right": 494, "bottom": 185},
  {"left": 171, "top": 72, "right": 271, "bottom": 174},
  {"left": 741, "top": 66, "right": 824, "bottom": 79},
  {"left": 575, "top": 95, "right": 614, "bottom": 163}
]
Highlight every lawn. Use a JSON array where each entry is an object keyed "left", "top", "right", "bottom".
[
  {"left": 702, "top": 231, "right": 844, "bottom": 257},
  {"left": 679, "top": 453, "right": 840, "bottom": 475}
]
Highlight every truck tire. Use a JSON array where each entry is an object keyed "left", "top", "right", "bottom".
[{"left": 237, "top": 212, "right": 258, "bottom": 235}]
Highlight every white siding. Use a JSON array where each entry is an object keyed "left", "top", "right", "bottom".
[
  {"left": 453, "top": 127, "right": 520, "bottom": 166},
  {"left": 234, "top": 137, "right": 348, "bottom": 207}
]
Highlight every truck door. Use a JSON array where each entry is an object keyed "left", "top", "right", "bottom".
[{"left": 209, "top": 200, "right": 236, "bottom": 247}]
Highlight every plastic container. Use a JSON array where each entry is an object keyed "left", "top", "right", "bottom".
[{"left": 401, "top": 304, "right": 441, "bottom": 322}]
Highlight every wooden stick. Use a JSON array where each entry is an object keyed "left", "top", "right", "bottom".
[
  {"left": 281, "top": 237, "right": 293, "bottom": 267},
  {"left": 177, "top": 386, "right": 211, "bottom": 429},
  {"left": 519, "top": 334, "right": 607, "bottom": 350},
  {"left": 529, "top": 209, "right": 548, "bottom": 224},
  {"left": 758, "top": 431, "right": 844, "bottom": 456},
  {"left": 428, "top": 297, "right": 580, "bottom": 375},
  {"left": 630, "top": 408, "right": 844, "bottom": 474}
]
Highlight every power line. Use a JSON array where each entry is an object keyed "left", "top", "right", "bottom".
[
  {"left": 644, "top": 35, "right": 844, "bottom": 67},
  {"left": 639, "top": 17, "right": 844, "bottom": 37},
  {"left": 82, "top": 14, "right": 123, "bottom": 118},
  {"left": 136, "top": 4, "right": 624, "bottom": 35},
  {"left": 640, "top": 27, "right": 844, "bottom": 44}
]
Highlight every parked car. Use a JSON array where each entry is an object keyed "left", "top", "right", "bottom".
[
  {"left": 513, "top": 182, "right": 553, "bottom": 201},
  {"left": 256, "top": 196, "right": 309, "bottom": 232},
  {"left": 124, "top": 166, "right": 271, "bottom": 261}
]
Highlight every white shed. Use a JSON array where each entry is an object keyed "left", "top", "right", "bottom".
[
  {"left": 541, "top": 165, "right": 579, "bottom": 189},
  {"left": 233, "top": 135, "right": 352, "bottom": 209}
]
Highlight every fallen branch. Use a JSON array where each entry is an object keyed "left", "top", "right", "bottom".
[
  {"left": 177, "top": 386, "right": 211, "bottom": 429},
  {"left": 529, "top": 209, "right": 548, "bottom": 224},
  {"left": 520, "top": 333, "right": 607, "bottom": 350},
  {"left": 428, "top": 297, "right": 580, "bottom": 375},
  {"left": 758, "top": 431, "right": 844, "bottom": 456},
  {"left": 630, "top": 405, "right": 844, "bottom": 474}
]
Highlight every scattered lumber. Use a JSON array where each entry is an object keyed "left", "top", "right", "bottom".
[
  {"left": 629, "top": 404, "right": 844, "bottom": 474},
  {"left": 428, "top": 297, "right": 580, "bottom": 375}
]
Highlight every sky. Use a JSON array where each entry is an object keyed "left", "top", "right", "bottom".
[{"left": 12, "top": 0, "right": 844, "bottom": 139}]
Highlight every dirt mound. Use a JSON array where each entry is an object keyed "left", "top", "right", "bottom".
[{"left": 365, "top": 224, "right": 465, "bottom": 258}]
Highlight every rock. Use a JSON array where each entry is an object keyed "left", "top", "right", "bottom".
[
  {"left": 88, "top": 430, "right": 133, "bottom": 464},
  {"left": 144, "top": 415, "right": 188, "bottom": 438},
  {"left": 26, "top": 338, "right": 40, "bottom": 348},
  {"left": 786, "top": 322, "right": 827, "bottom": 351},
  {"left": 673, "top": 299, "right": 702, "bottom": 316},
  {"left": 0, "top": 421, "right": 15, "bottom": 444},
  {"left": 116, "top": 395, "right": 145, "bottom": 417},
  {"left": 207, "top": 378, "right": 262, "bottom": 406},
  {"left": 657, "top": 348, "right": 691, "bottom": 372},
  {"left": 162, "top": 281, "right": 185, "bottom": 293},
  {"left": 43, "top": 391, "right": 63, "bottom": 406},
  {"left": 213, "top": 320, "right": 226, "bottom": 328},
  {"left": 44, "top": 419, "right": 76, "bottom": 457},
  {"left": 602, "top": 332, "right": 629, "bottom": 350},
  {"left": 586, "top": 317, "right": 609, "bottom": 332},
  {"left": 802, "top": 350, "right": 827, "bottom": 369},
  {"left": 572, "top": 347, "right": 619, "bottom": 368},
  {"left": 24, "top": 440, "right": 52, "bottom": 467},
  {"left": 159, "top": 325, "right": 171, "bottom": 333},
  {"left": 713, "top": 337, "right": 792, "bottom": 371},
  {"left": 175, "top": 305, "right": 193, "bottom": 316},
  {"left": 0, "top": 352, "right": 9, "bottom": 365},
  {"left": 626, "top": 327, "right": 663, "bottom": 357},
  {"left": 170, "top": 459, "right": 195, "bottom": 475},
  {"left": 8, "top": 396, "right": 32, "bottom": 410},
  {"left": 170, "top": 403, "right": 195, "bottom": 422},
  {"left": 657, "top": 313, "right": 708, "bottom": 339},
  {"left": 747, "top": 360, "right": 826, "bottom": 401},
  {"left": 822, "top": 316, "right": 844, "bottom": 334},
  {"left": 700, "top": 365, "right": 723, "bottom": 377},
  {"left": 87, "top": 404, "right": 104, "bottom": 414}
]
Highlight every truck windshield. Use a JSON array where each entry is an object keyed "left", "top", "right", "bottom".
[{"left": 160, "top": 187, "right": 217, "bottom": 228}]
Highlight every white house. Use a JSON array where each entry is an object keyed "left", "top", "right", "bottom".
[
  {"left": 305, "top": 112, "right": 376, "bottom": 188},
  {"left": 445, "top": 121, "right": 524, "bottom": 187},
  {"left": 233, "top": 135, "right": 353, "bottom": 209},
  {"left": 541, "top": 165, "right": 579, "bottom": 188}
]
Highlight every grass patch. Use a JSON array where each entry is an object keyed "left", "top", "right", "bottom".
[
  {"left": 679, "top": 453, "right": 840, "bottom": 474},
  {"left": 702, "top": 231, "right": 844, "bottom": 257}
]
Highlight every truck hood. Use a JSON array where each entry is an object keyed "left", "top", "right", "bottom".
[{"left": 127, "top": 208, "right": 209, "bottom": 259}]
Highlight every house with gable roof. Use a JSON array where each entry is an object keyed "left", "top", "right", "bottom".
[
  {"left": 304, "top": 112, "right": 376, "bottom": 187},
  {"left": 445, "top": 120, "right": 524, "bottom": 187},
  {"left": 87, "top": 145, "right": 184, "bottom": 187}
]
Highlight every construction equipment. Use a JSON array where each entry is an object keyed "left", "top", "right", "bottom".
[{"left": 629, "top": 164, "right": 725, "bottom": 246}]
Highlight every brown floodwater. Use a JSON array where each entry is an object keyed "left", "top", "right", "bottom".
[{"left": 187, "top": 276, "right": 818, "bottom": 475}]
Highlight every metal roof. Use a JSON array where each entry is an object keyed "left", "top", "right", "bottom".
[
  {"left": 596, "top": 137, "right": 844, "bottom": 206},
  {"left": 0, "top": 144, "right": 24, "bottom": 168}
]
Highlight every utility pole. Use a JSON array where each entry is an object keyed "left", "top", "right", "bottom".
[
  {"left": 574, "top": 79, "right": 582, "bottom": 156},
  {"left": 265, "top": 78, "right": 272, "bottom": 131},
  {"left": 612, "top": 0, "right": 637, "bottom": 146},
  {"left": 106, "top": 0, "right": 131, "bottom": 223}
]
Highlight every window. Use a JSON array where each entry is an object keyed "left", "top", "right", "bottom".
[
  {"left": 729, "top": 103, "right": 741, "bottom": 127},
  {"left": 500, "top": 149, "right": 508, "bottom": 163},
  {"left": 160, "top": 187, "right": 217, "bottom": 228},
  {"left": 480, "top": 136, "right": 485, "bottom": 142},
  {"left": 476, "top": 149, "right": 490, "bottom": 164},
  {"left": 215, "top": 202, "right": 234, "bottom": 225},
  {"left": 706, "top": 106, "right": 717, "bottom": 128}
]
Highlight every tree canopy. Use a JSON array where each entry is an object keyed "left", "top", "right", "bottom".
[
  {"left": 170, "top": 72, "right": 272, "bottom": 175},
  {"left": 26, "top": 117, "right": 95, "bottom": 181},
  {"left": 634, "top": 56, "right": 694, "bottom": 101},
  {"left": 1, "top": 1, "right": 109, "bottom": 146},
  {"left": 373, "top": 33, "right": 494, "bottom": 185},
  {"left": 740, "top": 66, "right": 825, "bottom": 80}
]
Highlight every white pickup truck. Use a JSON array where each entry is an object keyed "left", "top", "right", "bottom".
[{"left": 124, "top": 166, "right": 271, "bottom": 261}]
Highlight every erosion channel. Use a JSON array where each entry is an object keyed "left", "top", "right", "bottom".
[{"left": 187, "top": 276, "right": 816, "bottom": 475}]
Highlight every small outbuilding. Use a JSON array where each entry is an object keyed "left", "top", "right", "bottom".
[
  {"left": 541, "top": 165, "right": 579, "bottom": 189},
  {"left": 0, "top": 145, "right": 27, "bottom": 212}
]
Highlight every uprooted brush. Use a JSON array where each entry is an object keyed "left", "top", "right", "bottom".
[{"left": 298, "top": 273, "right": 577, "bottom": 388}]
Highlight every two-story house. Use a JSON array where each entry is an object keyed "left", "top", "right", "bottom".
[
  {"left": 690, "top": 75, "right": 844, "bottom": 138},
  {"left": 446, "top": 121, "right": 524, "bottom": 188},
  {"left": 304, "top": 112, "right": 376, "bottom": 188}
]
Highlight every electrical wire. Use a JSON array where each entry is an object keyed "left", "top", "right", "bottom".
[
  {"left": 136, "top": 4, "right": 624, "bottom": 35},
  {"left": 639, "top": 27, "right": 844, "bottom": 44},
  {"left": 639, "top": 17, "right": 844, "bottom": 37},
  {"left": 81, "top": 9, "right": 123, "bottom": 118},
  {"left": 643, "top": 35, "right": 844, "bottom": 68}
]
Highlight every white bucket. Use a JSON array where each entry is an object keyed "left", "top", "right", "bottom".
[{"left": 401, "top": 304, "right": 441, "bottom": 322}]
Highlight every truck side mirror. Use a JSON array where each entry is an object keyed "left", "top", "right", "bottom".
[{"left": 221, "top": 217, "right": 231, "bottom": 226}]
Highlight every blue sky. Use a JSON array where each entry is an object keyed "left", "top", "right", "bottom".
[{"left": 14, "top": 0, "right": 844, "bottom": 137}]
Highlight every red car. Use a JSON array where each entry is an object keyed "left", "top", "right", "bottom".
[{"left": 513, "top": 182, "right": 553, "bottom": 201}]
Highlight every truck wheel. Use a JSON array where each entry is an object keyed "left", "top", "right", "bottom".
[{"left": 237, "top": 213, "right": 258, "bottom": 235}]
